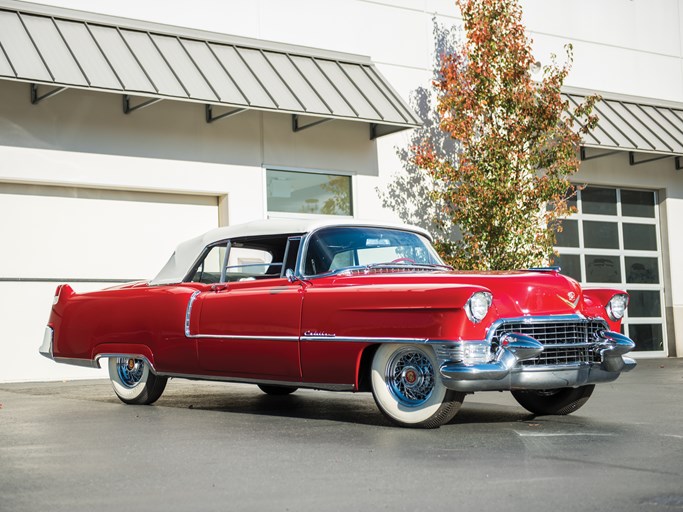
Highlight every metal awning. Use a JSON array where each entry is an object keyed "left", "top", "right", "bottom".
[
  {"left": 0, "top": 0, "right": 421, "bottom": 138},
  {"left": 565, "top": 89, "right": 683, "bottom": 167}
]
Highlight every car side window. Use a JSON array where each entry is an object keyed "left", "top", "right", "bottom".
[
  {"left": 188, "top": 244, "right": 227, "bottom": 284},
  {"left": 186, "top": 235, "right": 298, "bottom": 283},
  {"left": 225, "top": 246, "right": 278, "bottom": 280},
  {"left": 283, "top": 237, "right": 301, "bottom": 276}
]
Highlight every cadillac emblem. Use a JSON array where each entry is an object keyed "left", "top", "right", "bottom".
[{"left": 558, "top": 291, "right": 580, "bottom": 309}]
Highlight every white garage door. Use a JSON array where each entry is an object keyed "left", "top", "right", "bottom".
[{"left": 0, "top": 183, "right": 220, "bottom": 382}]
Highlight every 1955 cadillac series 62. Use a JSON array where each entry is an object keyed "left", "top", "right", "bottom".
[{"left": 40, "top": 219, "right": 636, "bottom": 428}]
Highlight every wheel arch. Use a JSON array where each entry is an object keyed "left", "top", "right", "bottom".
[{"left": 92, "top": 343, "right": 157, "bottom": 372}]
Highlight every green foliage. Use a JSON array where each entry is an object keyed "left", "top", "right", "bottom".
[{"left": 412, "top": 0, "right": 599, "bottom": 270}]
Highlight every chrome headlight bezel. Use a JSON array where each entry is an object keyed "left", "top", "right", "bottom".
[
  {"left": 606, "top": 293, "right": 629, "bottom": 321},
  {"left": 465, "top": 291, "right": 493, "bottom": 324}
]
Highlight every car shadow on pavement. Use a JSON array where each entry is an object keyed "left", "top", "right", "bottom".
[
  {"left": 151, "top": 384, "right": 536, "bottom": 427},
  {"left": 0, "top": 379, "right": 575, "bottom": 428}
]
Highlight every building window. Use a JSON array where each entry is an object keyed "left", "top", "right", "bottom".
[
  {"left": 266, "top": 169, "right": 352, "bottom": 216},
  {"left": 553, "top": 186, "right": 665, "bottom": 354}
]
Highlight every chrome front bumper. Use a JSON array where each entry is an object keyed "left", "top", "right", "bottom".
[{"left": 440, "top": 330, "right": 636, "bottom": 392}]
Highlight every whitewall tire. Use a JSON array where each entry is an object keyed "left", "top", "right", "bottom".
[
  {"left": 108, "top": 357, "right": 167, "bottom": 405},
  {"left": 370, "top": 344, "right": 465, "bottom": 428}
]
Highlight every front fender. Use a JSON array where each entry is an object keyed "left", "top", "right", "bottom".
[{"left": 302, "top": 281, "right": 493, "bottom": 340}]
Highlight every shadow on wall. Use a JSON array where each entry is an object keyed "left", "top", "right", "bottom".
[
  {"left": 0, "top": 80, "right": 376, "bottom": 172},
  {"left": 378, "top": 20, "right": 461, "bottom": 238}
]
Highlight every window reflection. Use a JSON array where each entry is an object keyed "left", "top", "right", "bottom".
[
  {"left": 267, "top": 169, "right": 352, "bottom": 216},
  {"left": 585, "top": 255, "right": 621, "bottom": 283},
  {"left": 625, "top": 257, "right": 659, "bottom": 284}
]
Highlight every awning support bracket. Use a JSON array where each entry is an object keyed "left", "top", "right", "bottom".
[
  {"left": 30, "top": 83, "right": 66, "bottom": 105},
  {"left": 123, "top": 95, "right": 162, "bottom": 114},
  {"left": 292, "top": 114, "right": 331, "bottom": 132},
  {"left": 628, "top": 151, "right": 670, "bottom": 166},
  {"left": 579, "top": 147, "right": 621, "bottom": 161},
  {"left": 206, "top": 105, "right": 246, "bottom": 123}
]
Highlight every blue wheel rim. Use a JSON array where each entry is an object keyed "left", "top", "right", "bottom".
[
  {"left": 385, "top": 348, "right": 435, "bottom": 407},
  {"left": 116, "top": 358, "right": 145, "bottom": 388}
]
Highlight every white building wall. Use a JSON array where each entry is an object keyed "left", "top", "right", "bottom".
[{"left": 3, "top": 0, "right": 683, "bottom": 381}]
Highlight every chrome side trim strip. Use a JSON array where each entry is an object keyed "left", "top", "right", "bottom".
[
  {"left": 159, "top": 371, "right": 354, "bottom": 391},
  {"left": 189, "top": 334, "right": 300, "bottom": 341},
  {"left": 301, "top": 336, "right": 429, "bottom": 343},
  {"left": 2, "top": 277, "right": 143, "bottom": 283},
  {"left": 184, "top": 290, "right": 201, "bottom": 337}
]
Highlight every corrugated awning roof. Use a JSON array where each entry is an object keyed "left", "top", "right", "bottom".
[
  {"left": 0, "top": 0, "right": 421, "bottom": 138},
  {"left": 565, "top": 90, "right": 683, "bottom": 157}
]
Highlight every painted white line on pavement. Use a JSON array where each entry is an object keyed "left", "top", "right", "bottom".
[{"left": 515, "top": 432, "right": 615, "bottom": 437}]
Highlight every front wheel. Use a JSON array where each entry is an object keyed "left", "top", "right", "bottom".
[
  {"left": 370, "top": 344, "right": 465, "bottom": 428},
  {"left": 108, "top": 357, "right": 167, "bottom": 405},
  {"left": 511, "top": 385, "right": 595, "bottom": 416}
]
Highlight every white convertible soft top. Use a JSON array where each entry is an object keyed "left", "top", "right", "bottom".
[{"left": 150, "top": 218, "right": 432, "bottom": 285}]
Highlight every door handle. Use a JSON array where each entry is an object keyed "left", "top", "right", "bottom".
[{"left": 210, "top": 283, "right": 229, "bottom": 292}]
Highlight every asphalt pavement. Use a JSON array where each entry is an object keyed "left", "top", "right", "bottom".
[{"left": 1, "top": 358, "right": 682, "bottom": 512}]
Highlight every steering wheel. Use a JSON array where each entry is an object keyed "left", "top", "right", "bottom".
[{"left": 390, "top": 257, "right": 416, "bottom": 264}]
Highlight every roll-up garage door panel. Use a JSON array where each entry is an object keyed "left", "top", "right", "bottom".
[{"left": 1, "top": 184, "right": 219, "bottom": 280}]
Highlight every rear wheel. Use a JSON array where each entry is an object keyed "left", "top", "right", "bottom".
[
  {"left": 108, "top": 357, "right": 167, "bottom": 405},
  {"left": 370, "top": 344, "right": 465, "bottom": 428},
  {"left": 511, "top": 385, "right": 595, "bottom": 416},
  {"left": 257, "top": 384, "right": 298, "bottom": 395}
]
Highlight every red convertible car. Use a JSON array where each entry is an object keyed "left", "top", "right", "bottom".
[{"left": 40, "top": 219, "right": 636, "bottom": 428}]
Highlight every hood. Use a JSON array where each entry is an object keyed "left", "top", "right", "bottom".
[
  {"left": 327, "top": 269, "right": 584, "bottom": 318},
  {"left": 441, "top": 270, "right": 584, "bottom": 318}
]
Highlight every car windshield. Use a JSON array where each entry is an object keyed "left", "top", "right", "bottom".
[{"left": 303, "top": 226, "right": 447, "bottom": 276}]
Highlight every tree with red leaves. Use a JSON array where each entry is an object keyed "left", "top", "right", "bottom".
[{"left": 412, "top": 0, "right": 599, "bottom": 270}]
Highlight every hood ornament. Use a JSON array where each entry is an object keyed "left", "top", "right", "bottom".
[{"left": 557, "top": 291, "right": 580, "bottom": 309}]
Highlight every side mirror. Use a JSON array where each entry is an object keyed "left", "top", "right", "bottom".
[{"left": 285, "top": 269, "right": 298, "bottom": 283}]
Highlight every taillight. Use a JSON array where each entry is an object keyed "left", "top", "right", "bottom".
[{"left": 52, "top": 284, "right": 75, "bottom": 306}]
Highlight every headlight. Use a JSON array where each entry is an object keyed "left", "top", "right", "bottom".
[
  {"left": 465, "top": 291, "right": 492, "bottom": 324},
  {"left": 607, "top": 293, "right": 629, "bottom": 321}
]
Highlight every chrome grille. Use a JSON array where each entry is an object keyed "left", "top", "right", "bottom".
[{"left": 490, "top": 319, "right": 607, "bottom": 366}]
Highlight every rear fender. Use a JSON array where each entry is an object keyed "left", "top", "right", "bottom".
[{"left": 49, "top": 284, "right": 75, "bottom": 322}]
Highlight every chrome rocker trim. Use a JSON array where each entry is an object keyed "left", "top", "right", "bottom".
[
  {"left": 440, "top": 330, "right": 637, "bottom": 392},
  {"left": 158, "top": 371, "right": 354, "bottom": 392},
  {"left": 53, "top": 357, "right": 100, "bottom": 368}
]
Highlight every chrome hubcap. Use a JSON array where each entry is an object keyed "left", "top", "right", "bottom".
[
  {"left": 386, "top": 349, "right": 435, "bottom": 406},
  {"left": 116, "top": 357, "right": 145, "bottom": 388}
]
